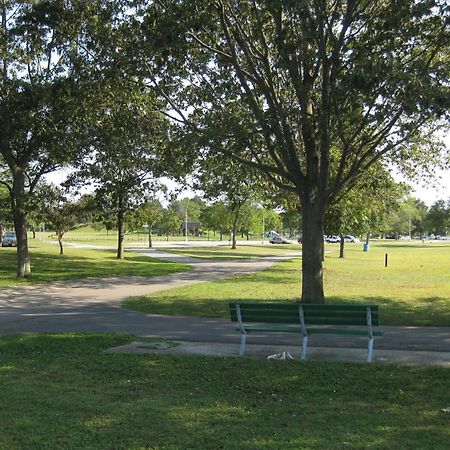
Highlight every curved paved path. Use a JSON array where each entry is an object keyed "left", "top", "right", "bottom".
[
  {"left": 1, "top": 248, "right": 449, "bottom": 356},
  {"left": 0, "top": 249, "right": 297, "bottom": 334}
]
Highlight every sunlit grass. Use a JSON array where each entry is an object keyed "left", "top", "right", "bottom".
[
  {"left": 124, "top": 240, "right": 450, "bottom": 326},
  {"left": 35, "top": 226, "right": 253, "bottom": 245},
  {"left": 0, "top": 333, "right": 448, "bottom": 449},
  {"left": 161, "top": 244, "right": 300, "bottom": 259}
]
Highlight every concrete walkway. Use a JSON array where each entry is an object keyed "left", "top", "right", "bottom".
[{"left": 1, "top": 248, "right": 449, "bottom": 366}]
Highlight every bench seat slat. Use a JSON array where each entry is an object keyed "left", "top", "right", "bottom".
[
  {"left": 232, "top": 302, "right": 379, "bottom": 310},
  {"left": 236, "top": 326, "right": 302, "bottom": 333},
  {"left": 306, "top": 327, "right": 384, "bottom": 336},
  {"left": 238, "top": 325, "right": 383, "bottom": 336},
  {"left": 233, "top": 315, "right": 379, "bottom": 326},
  {"left": 231, "top": 306, "right": 380, "bottom": 326}
]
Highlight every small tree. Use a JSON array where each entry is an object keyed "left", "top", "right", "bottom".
[
  {"left": 0, "top": 184, "right": 13, "bottom": 242},
  {"left": 135, "top": 199, "right": 164, "bottom": 248},
  {"left": 160, "top": 207, "right": 181, "bottom": 241},
  {"left": 326, "top": 166, "right": 407, "bottom": 257},
  {"left": 38, "top": 186, "right": 89, "bottom": 255}
]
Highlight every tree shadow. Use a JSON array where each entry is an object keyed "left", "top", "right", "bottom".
[
  {"left": 1, "top": 333, "right": 448, "bottom": 449},
  {"left": 0, "top": 248, "right": 189, "bottom": 285}
]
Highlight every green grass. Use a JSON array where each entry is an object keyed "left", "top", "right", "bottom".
[
  {"left": 0, "top": 240, "right": 189, "bottom": 286},
  {"left": 124, "top": 241, "right": 450, "bottom": 326},
  {"left": 161, "top": 244, "right": 300, "bottom": 259},
  {"left": 35, "top": 227, "right": 256, "bottom": 246},
  {"left": 0, "top": 333, "right": 448, "bottom": 450}
]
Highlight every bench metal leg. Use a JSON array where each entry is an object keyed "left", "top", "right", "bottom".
[
  {"left": 301, "top": 335, "right": 308, "bottom": 360},
  {"left": 367, "top": 337, "right": 374, "bottom": 362},
  {"left": 239, "top": 333, "right": 247, "bottom": 356}
]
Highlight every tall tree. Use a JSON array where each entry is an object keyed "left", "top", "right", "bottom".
[
  {"left": 425, "top": 199, "right": 450, "bottom": 235},
  {"left": 67, "top": 88, "right": 171, "bottom": 259},
  {"left": 140, "top": 0, "right": 450, "bottom": 303},
  {"left": 0, "top": 1, "right": 94, "bottom": 276}
]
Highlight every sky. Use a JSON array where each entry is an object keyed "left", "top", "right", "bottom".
[
  {"left": 45, "top": 135, "right": 449, "bottom": 207},
  {"left": 406, "top": 170, "right": 449, "bottom": 206},
  {"left": 45, "top": 165, "right": 449, "bottom": 207}
]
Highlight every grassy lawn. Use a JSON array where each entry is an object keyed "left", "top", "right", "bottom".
[
  {"left": 0, "top": 333, "right": 448, "bottom": 450},
  {"left": 161, "top": 244, "right": 299, "bottom": 259},
  {"left": 124, "top": 240, "right": 450, "bottom": 326},
  {"left": 0, "top": 240, "right": 189, "bottom": 287},
  {"left": 34, "top": 227, "right": 256, "bottom": 247}
]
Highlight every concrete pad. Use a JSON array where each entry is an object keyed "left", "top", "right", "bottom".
[{"left": 105, "top": 341, "right": 450, "bottom": 367}]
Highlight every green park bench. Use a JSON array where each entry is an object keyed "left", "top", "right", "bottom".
[{"left": 229, "top": 302, "right": 383, "bottom": 362}]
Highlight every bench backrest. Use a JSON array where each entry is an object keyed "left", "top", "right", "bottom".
[{"left": 229, "top": 302, "right": 380, "bottom": 326}]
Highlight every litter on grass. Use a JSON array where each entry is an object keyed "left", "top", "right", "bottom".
[{"left": 267, "top": 351, "right": 294, "bottom": 360}]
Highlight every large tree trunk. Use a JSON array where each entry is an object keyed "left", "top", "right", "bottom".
[
  {"left": 116, "top": 194, "right": 125, "bottom": 260},
  {"left": 12, "top": 169, "right": 31, "bottom": 278},
  {"left": 300, "top": 200, "right": 326, "bottom": 304}
]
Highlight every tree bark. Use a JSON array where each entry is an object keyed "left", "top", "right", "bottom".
[
  {"left": 58, "top": 235, "right": 64, "bottom": 255},
  {"left": 231, "top": 207, "right": 240, "bottom": 250},
  {"left": 116, "top": 193, "right": 125, "bottom": 260},
  {"left": 12, "top": 169, "right": 31, "bottom": 278},
  {"left": 339, "top": 234, "right": 345, "bottom": 258},
  {"left": 148, "top": 223, "right": 153, "bottom": 248},
  {"left": 300, "top": 200, "right": 326, "bottom": 304}
]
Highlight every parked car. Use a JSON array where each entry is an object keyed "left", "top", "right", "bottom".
[
  {"left": 325, "top": 235, "right": 341, "bottom": 243},
  {"left": 269, "top": 235, "right": 292, "bottom": 244},
  {"left": 2, "top": 231, "right": 17, "bottom": 247},
  {"left": 344, "top": 235, "right": 360, "bottom": 243}
]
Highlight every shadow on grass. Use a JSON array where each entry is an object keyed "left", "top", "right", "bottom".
[
  {"left": 0, "top": 248, "right": 189, "bottom": 286},
  {"left": 0, "top": 333, "right": 449, "bottom": 450}
]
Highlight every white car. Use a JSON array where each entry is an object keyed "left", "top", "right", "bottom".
[
  {"left": 269, "top": 235, "right": 292, "bottom": 244},
  {"left": 344, "top": 235, "right": 360, "bottom": 243},
  {"left": 325, "top": 235, "right": 341, "bottom": 243},
  {"left": 2, "top": 231, "right": 17, "bottom": 247}
]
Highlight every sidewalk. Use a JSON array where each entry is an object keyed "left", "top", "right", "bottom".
[{"left": 106, "top": 340, "right": 450, "bottom": 367}]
